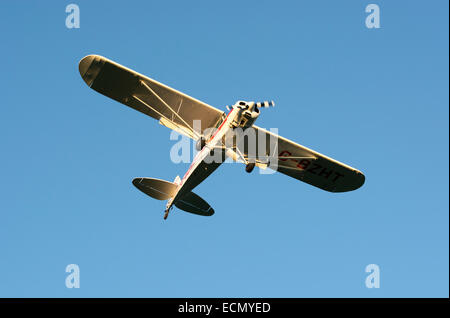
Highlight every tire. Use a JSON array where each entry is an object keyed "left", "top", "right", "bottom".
[{"left": 245, "top": 162, "right": 256, "bottom": 173}]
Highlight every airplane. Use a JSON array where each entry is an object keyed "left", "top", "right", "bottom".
[{"left": 78, "top": 55, "right": 365, "bottom": 220}]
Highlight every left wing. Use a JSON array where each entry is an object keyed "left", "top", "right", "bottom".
[
  {"left": 79, "top": 55, "right": 224, "bottom": 139},
  {"left": 234, "top": 125, "right": 365, "bottom": 192}
]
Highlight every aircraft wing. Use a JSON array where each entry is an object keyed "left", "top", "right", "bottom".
[
  {"left": 235, "top": 125, "right": 365, "bottom": 192},
  {"left": 78, "top": 55, "right": 224, "bottom": 139}
]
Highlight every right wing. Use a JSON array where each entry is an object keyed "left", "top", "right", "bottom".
[
  {"left": 234, "top": 125, "right": 365, "bottom": 193},
  {"left": 78, "top": 55, "right": 225, "bottom": 139}
]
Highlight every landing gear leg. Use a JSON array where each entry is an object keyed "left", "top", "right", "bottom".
[
  {"left": 164, "top": 208, "right": 170, "bottom": 220},
  {"left": 164, "top": 204, "right": 173, "bottom": 220}
]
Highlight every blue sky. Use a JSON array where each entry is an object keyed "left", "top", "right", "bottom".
[{"left": 0, "top": 0, "right": 448, "bottom": 297}]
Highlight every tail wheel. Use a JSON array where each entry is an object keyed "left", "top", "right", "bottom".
[{"left": 245, "top": 162, "right": 256, "bottom": 173}]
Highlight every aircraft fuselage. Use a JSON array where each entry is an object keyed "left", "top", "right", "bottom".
[{"left": 165, "top": 102, "right": 258, "bottom": 214}]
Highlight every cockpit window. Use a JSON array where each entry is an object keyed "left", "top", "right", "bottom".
[{"left": 239, "top": 101, "right": 246, "bottom": 106}]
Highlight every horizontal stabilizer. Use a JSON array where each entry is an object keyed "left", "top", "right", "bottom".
[
  {"left": 175, "top": 192, "right": 214, "bottom": 216},
  {"left": 132, "top": 178, "right": 177, "bottom": 200}
]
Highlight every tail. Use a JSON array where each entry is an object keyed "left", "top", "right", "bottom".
[
  {"left": 164, "top": 175, "right": 181, "bottom": 219},
  {"left": 132, "top": 177, "right": 214, "bottom": 218}
]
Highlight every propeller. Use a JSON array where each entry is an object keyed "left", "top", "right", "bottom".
[
  {"left": 226, "top": 100, "right": 275, "bottom": 111},
  {"left": 255, "top": 100, "right": 275, "bottom": 108}
]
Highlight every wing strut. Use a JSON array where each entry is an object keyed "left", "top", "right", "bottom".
[
  {"left": 131, "top": 94, "right": 200, "bottom": 140},
  {"left": 234, "top": 146, "right": 249, "bottom": 165},
  {"left": 137, "top": 80, "right": 201, "bottom": 139}
]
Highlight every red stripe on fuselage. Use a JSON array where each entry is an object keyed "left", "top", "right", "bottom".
[
  {"left": 207, "top": 109, "right": 233, "bottom": 143},
  {"left": 179, "top": 109, "right": 234, "bottom": 186}
]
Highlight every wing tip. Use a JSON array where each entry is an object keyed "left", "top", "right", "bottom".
[
  {"left": 78, "top": 55, "right": 94, "bottom": 77},
  {"left": 354, "top": 170, "right": 365, "bottom": 190},
  {"left": 333, "top": 170, "right": 365, "bottom": 192},
  {"left": 78, "top": 54, "right": 105, "bottom": 87},
  {"left": 132, "top": 178, "right": 142, "bottom": 187}
]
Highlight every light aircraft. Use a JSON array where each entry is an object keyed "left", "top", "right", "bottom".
[{"left": 79, "top": 55, "right": 365, "bottom": 220}]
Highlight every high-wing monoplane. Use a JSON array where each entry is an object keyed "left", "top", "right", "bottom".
[{"left": 79, "top": 55, "right": 365, "bottom": 219}]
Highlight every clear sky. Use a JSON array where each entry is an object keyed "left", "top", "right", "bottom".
[{"left": 0, "top": 0, "right": 448, "bottom": 297}]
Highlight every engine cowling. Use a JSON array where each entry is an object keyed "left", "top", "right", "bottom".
[
  {"left": 234, "top": 102, "right": 260, "bottom": 128},
  {"left": 243, "top": 107, "right": 260, "bottom": 119},
  {"left": 231, "top": 100, "right": 273, "bottom": 128}
]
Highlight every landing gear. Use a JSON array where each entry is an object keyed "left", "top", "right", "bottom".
[
  {"left": 164, "top": 209, "right": 169, "bottom": 220},
  {"left": 196, "top": 137, "right": 206, "bottom": 151},
  {"left": 245, "top": 162, "right": 255, "bottom": 173},
  {"left": 164, "top": 206, "right": 172, "bottom": 220}
]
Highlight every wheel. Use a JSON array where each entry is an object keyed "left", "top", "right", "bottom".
[{"left": 245, "top": 162, "right": 255, "bottom": 173}]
